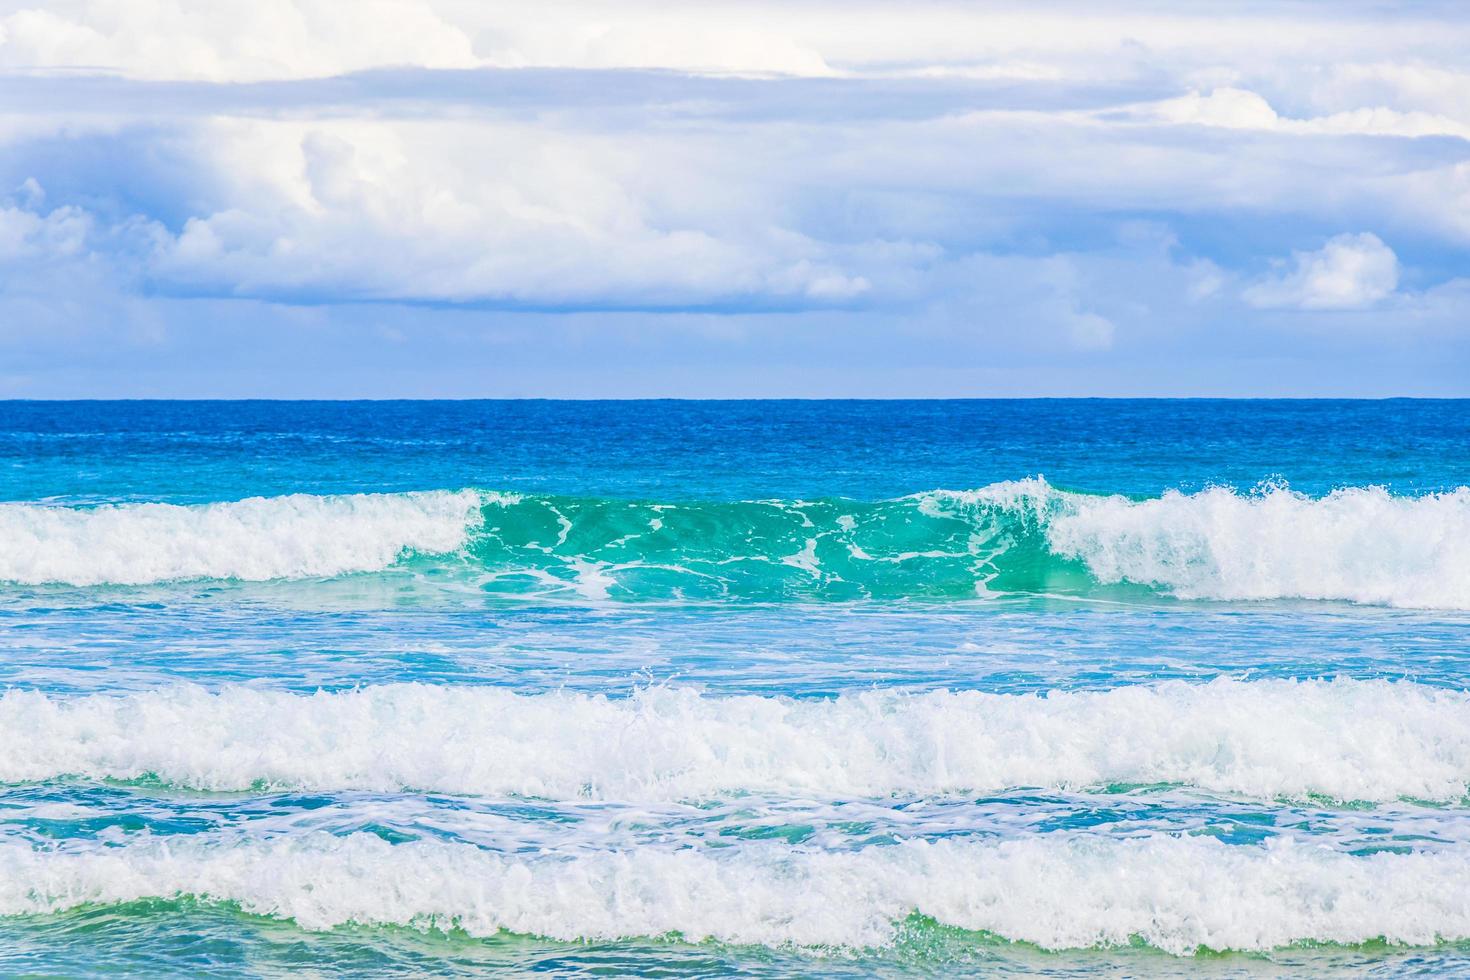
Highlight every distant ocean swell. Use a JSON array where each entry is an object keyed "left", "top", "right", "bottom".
[
  {"left": 0, "top": 480, "right": 1466, "bottom": 607},
  {"left": 4, "top": 678, "right": 1470, "bottom": 803},
  {"left": 5, "top": 832, "right": 1470, "bottom": 955}
]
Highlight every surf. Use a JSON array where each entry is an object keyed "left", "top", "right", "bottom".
[
  {"left": 4, "top": 831, "right": 1469, "bottom": 955},
  {"left": 4, "top": 678, "right": 1470, "bottom": 803},
  {"left": 0, "top": 490, "right": 483, "bottom": 586},
  {"left": 0, "top": 479, "right": 1466, "bottom": 609}
]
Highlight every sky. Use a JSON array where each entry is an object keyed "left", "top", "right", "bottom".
[{"left": 1, "top": 0, "right": 1468, "bottom": 397}]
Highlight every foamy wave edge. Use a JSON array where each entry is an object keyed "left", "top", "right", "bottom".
[
  {"left": 1021, "top": 480, "right": 1470, "bottom": 609},
  {"left": 6, "top": 679, "right": 1470, "bottom": 803},
  {"left": 6, "top": 832, "right": 1470, "bottom": 954},
  {"left": 0, "top": 490, "right": 486, "bottom": 585}
]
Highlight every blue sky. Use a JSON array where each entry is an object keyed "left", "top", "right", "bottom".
[{"left": 1, "top": 0, "right": 1468, "bottom": 396}]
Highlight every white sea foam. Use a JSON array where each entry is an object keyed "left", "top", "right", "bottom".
[
  {"left": 1049, "top": 483, "right": 1470, "bottom": 609},
  {"left": 3, "top": 831, "right": 1470, "bottom": 954},
  {"left": 936, "top": 479, "right": 1470, "bottom": 609},
  {"left": 3, "top": 678, "right": 1470, "bottom": 802},
  {"left": 0, "top": 490, "right": 484, "bottom": 585}
]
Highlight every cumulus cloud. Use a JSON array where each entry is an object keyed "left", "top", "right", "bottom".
[
  {"left": 0, "top": 200, "right": 88, "bottom": 259},
  {"left": 132, "top": 118, "right": 880, "bottom": 308},
  {"left": 1243, "top": 233, "right": 1400, "bottom": 310}
]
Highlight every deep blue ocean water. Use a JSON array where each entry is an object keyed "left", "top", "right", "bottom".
[{"left": 0, "top": 400, "right": 1468, "bottom": 976}]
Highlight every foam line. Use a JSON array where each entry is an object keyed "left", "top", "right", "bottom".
[
  {"left": 3, "top": 678, "right": 1468, "bottom": 802},
  {"left": 3, "top": 832, "right": 1468, "bottom": 954}
]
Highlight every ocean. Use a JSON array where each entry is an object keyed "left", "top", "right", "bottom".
[{"left": 0, "top": 399, "right": 1467, "bottom": 976}]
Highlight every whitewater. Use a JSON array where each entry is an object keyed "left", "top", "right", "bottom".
[
  {"left": 3, "top": 678, "right": 1469, "bottom": 802},
  {"left": 5, "top": 832, "right": 1470, "bottom": 955},
  {"left": 1, "top": 399, "right": 1467, "bottom": 975}
]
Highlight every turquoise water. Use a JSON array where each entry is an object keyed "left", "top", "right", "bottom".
[{"left": 1, "top": 400, "right": 1469, "bottom": 976}]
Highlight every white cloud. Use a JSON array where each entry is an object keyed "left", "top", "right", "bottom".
[
  {"left": 0, "top": 198, "right": 90, "bottom": 259},
  {"left": 1243, "top": 232, "right": 1399, "bottom": 310},
  {"left": 114, "top": 99, "right": 1395, "bottom": 314},
  {"left": 0, "top": 88, "right": 1457, "bottom": 316},
  {"left": 138, "top": 118, "right": 879, "bottom": 307},
  {"left": 1300, "top": 62, "right": 1470, "bottom": 127},
  {"left": 0, "top": 3, "right": 1464, "bottom": 357},
  {"left": 0, "top": 0, "right": 478, "bottom": 81},
  {"left": 0, "top": 2, "right": 1463, "bottom": 395},
  {"left": 1128, "top": 86, "right": 1470, "bottom": 140},
  {"left": 4, "top": 0, "right": 1470, "bottom": 88},
  {"left": 1146, "top": 88, "right": 1282, "bottom": 130}
]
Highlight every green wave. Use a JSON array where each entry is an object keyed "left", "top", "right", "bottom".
[{"left": 454, "top": 485, "right": 1108, "bottom": 601}]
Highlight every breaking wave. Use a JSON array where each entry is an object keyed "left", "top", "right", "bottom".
[
  {"left": 0, "top": 480, "right": 1466, "bottom": 608},
  {"left": 4, "top": 832, "right": 1470, "bottom": 954},
  {"left": 3, "top": 678, "right": 1469, "bottom": 803},
  {"left": 0, "top": 490, "right": 483, "bottom": 586}
]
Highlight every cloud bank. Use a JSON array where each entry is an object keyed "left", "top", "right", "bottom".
[{"left": 0, "top": 1, "right": 1466, "bottom": 395}]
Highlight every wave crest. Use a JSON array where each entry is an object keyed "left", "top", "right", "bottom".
[
  {"left": 1044, "top": 483, "right": 1470, "bottom": 609},
  {"left": 0, "top": 490, "right": 482, "bottom": 585},
  {"left": 0, "top": 480, "right": 1466, "bottom": 608}
]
